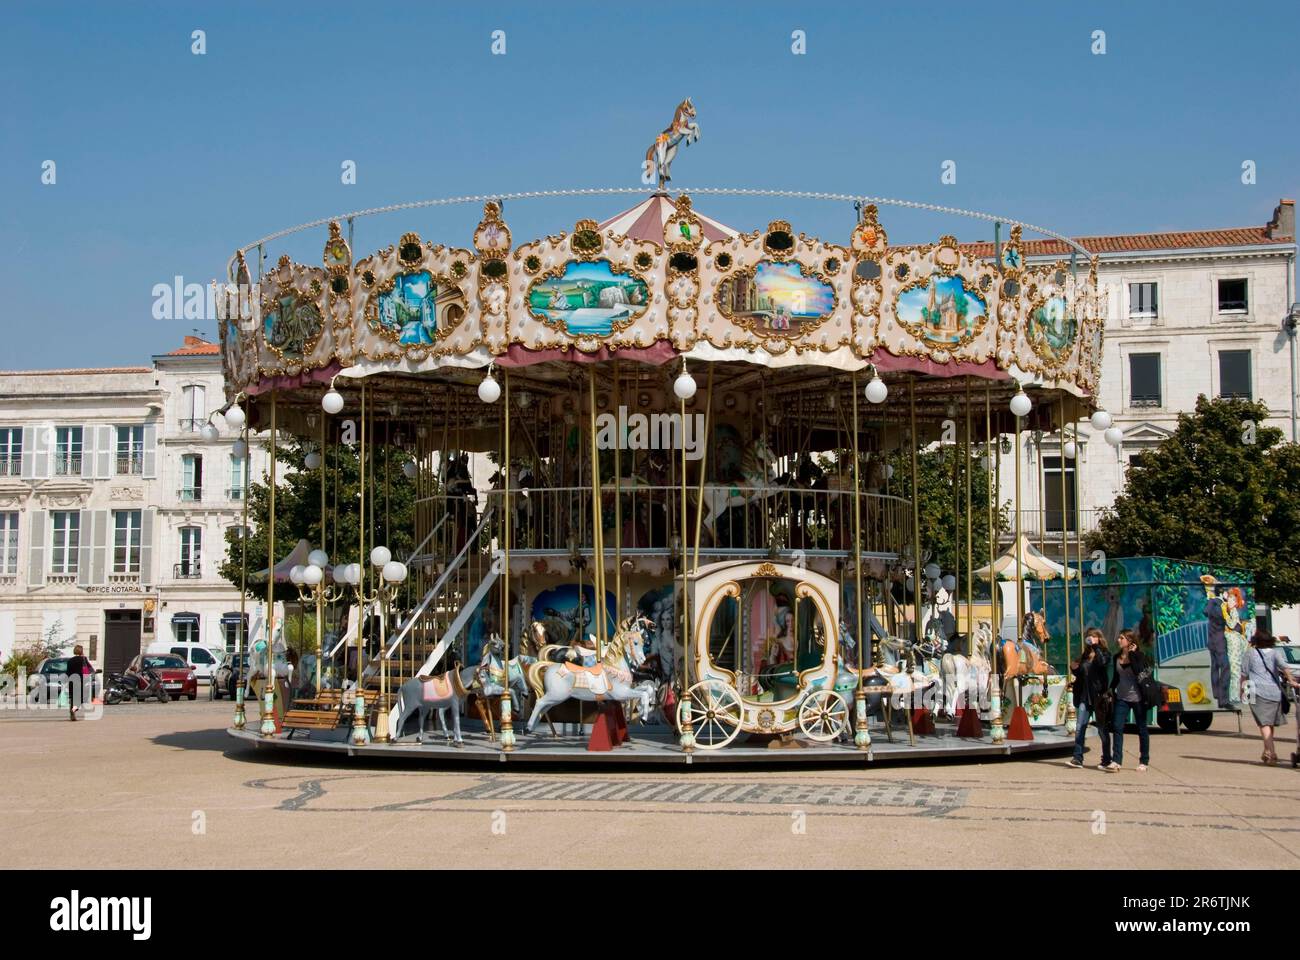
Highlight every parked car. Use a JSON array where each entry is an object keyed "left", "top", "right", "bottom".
[
  {"left": 210, "top": 653, "right": 249, "bottom": 700},
  {"left": 128, "top": 654, "right": 197, "bottom": 700},
  {"left": 1278, "top": 642, "right": 1300, "bottom": 683},
  {"left": 31, "top": 657, "right": 101, "bottom": 703},
  {"left": 147, "top": 642, "right": 224, "bottom": 683}
]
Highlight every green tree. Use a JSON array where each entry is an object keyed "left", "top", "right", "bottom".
[
  {"left": 219, "top": 436, "right": 423, "bottom": 596},
  {"left": 1088, "top": 396, "right": 1300, "bottom": 606}
]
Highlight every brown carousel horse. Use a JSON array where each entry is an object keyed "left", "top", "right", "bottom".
[{"left": 997, "top": 610, "right": 1051, "bottom": 714}]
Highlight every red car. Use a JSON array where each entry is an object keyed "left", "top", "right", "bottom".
[{"left": 127, "top": 654, "right": 197, "bottom": 701}]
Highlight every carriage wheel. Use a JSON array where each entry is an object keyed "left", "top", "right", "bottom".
[
  {"left": 798, "top": 689, "right": 849, "bottom": 742},
  {"left": 677, "top": 680, "right": 743, "bottom": 750}
]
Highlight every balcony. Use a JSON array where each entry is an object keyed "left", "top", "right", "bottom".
[
  {"left": 116, "top": 455, "right": 143, "bottom": 475},
  {"left": 1000, "top": 508, "right": 1101, "bottom": 546},
  {"left": 179, "top": 419, "right": 206, "bottom": 433},
  {"left": 173, "top": 563, "right": 202, "bottom": 580},
  {"left": 1130, "top": 396, "right": 1161, "bottom": 410},
  {"left": 47, "top": 573, "right": 78, "bottom": 586},
  {"left": 53, "top": 456, "right": 82, "bottom": 476},
  {"left": 177, "top": 487, "right": 203, "bottom": 503},
  {"left": 227, "top": 486, "right": 247, "bottom": 501},
  {"left": 0, "top": 458, "right": 20, "bottom": 477}
]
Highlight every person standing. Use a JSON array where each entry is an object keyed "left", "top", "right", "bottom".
[
  {"left": 1244, "top": 628, "right": 1298, "bottom": 765},
  {"left": 64, "top": 644, "right": 89, "bottom": 721},
  {"left": 1109, "top": 630, "right": 1151, "bottom": 772},
  {"left": 1068, "top": 627, "right": 1112, "bottom": 769}
]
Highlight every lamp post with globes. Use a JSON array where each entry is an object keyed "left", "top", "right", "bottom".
[
  {"left": 289, "top": 551, "right": 344, "bottom": 696},
  {"left": 337, "top": 548, "right": 407, "bottom": 744}
]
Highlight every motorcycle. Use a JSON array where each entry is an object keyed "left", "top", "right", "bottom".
[{"left": 104, "top": 667, "right": 169, "bottom": 705}]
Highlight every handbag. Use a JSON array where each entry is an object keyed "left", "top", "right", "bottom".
[{"left": 1136, "top": 665, "right": 1162, "bottom": 709}]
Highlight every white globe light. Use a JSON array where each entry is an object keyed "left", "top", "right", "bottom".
[
  {"left": 289, "top": 564, "right": 305, "bottom": 585},
  {"left": 308, "top": 549, "right": 330, "bottom": 568},
  {"left": 370, "top": 546, "right": 392, "bottom": 567},
  {"left": 1063, "top": 440, "right": 1078, "bottom": 460},
  {"left": 200, "top": 423, "right": 219, "bottom": 442},
  {"left": 383, "top": 560, "right": 408, "bottom": 584},
  {"left": 402, "top": 461, "right": 418, "bottom": 479},
  {"left": 302, "top": 564, "right": 323, "bottom": 586},
  {"left": 478, "top": 373, "right": 501, "bottom": 403},
  {"left": 322, "top": 389, "right": 345, "bottom": 415},
  {"left": 331, "top": 564, "right": 349, "bottom": 584},
  {"left": 1009, "top": 390, "right": 1033, "bottom": 418},
  {"left": 1105, "top": 426, "right": 1123, "bottom": 446},
  {"left": 673, "top": 371, "right": 697, "bottom": 400},
  {"left": 864, "top": 375, "right": 888, "bottom": 405},
  {"left": 1090, "top": 410, "right": 1112, "bottom": 431},
  {"left": 345, "top": 563, "right": 362, "bottom": 585},
  {"left": 231, "top": 439, "right": 248, "bottom": 459},
  {"left": 924, "top": 562, "right": 941, "bottom": 581},
  {"left": 224, "top": 404, "right": 246, "bottom": 430},
  {"left": 303, "top": 451, "right": 322, "bottom": 470},
  {"left": 941, "top": 574, "right": 957, "bottom": 593}
]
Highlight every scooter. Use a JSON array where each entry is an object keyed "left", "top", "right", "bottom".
[{"left": 104, "top": 667, "right": 169, "bottom": 705}]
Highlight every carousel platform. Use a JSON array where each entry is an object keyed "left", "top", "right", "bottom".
[{"left": 226, "top": 721, "right": 1074, "bottom": 766}]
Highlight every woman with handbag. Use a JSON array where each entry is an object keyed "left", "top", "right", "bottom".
[
  {"left": 1109, "top": 630, "right": 1151, "bottom": 772},
  {"left": 1243, "top": 628, "right": 1298, "bottom": 765},
  {"left": 1068, "top": 628, "right": 1113, "bottom": 769},
  {"left": 64, "top": 643, "right": 90, "bottom": 721}
]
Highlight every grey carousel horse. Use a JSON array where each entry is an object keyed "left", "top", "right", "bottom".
[
  {"left": 524, "top": 615, "right": 655, "bottom": 734},
  {"left": 938, "top": 621, "right": 994, "bottom": 717},
  {"left": 392, "top": 659, "right": 478, "bottom": 745}
]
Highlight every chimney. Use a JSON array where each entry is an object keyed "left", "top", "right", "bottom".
[
  {"left": 1267, "top": 199, "right": 1295, "bottom": 240},
  {"left": 182, "top": 335, "right": 204, "bottom": 348}
]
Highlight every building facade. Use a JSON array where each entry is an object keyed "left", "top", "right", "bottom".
[{"left": 0, "top": 337, "right": 265, "bottom": 673}]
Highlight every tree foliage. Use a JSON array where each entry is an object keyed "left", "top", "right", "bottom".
[
  {"left": 218, "top": 436, "right": 423, "bottom": 597},
  {"left": 1088, "top": 396, "right": 1300, "bottom": 606}
]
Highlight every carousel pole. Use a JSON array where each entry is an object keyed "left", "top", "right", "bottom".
[
  {"left": 233, "top": 411, "right": 248, "bottom": 730},
  {"left": 679, "top": 367, "right": 694, "bottom": 753},
  {"left": 1010, "top": 391, "right": 1026, "bottom": 735},
  {"left": 586, "top": 367, "right": 606, "bottom": 656},
  {"left": 965, "top": 379, "right": 974, "bottom": 658},
  {"left": 260, "top": 390, "right": 279, "bottom": 737},
  {"left": 1060, "top": 397, "right": 1076, "bottom": 735},
  {"left": 986, "top": 382, "right": 1003, "bottom": 743},
  {"left": 499, "top": 370, "right": 515, "bottom": 751},
  {"left": 1074, "top": 417, "right": 1086, "bottom": 649},
  {"left": 351, "top": 382, "right": 370, "bottom": 745},
  {"left": 690, "top": 365, "right": 715, "bottom": 572},
  {"left": 317, "top": 410, "right": 326, "bottom": 695},
  {"left": 612, "top": 361, "right": 622, "bottom": 616},
  {"left": 851, "top": 371, "right": 870, "bottom": 750},
  {"left": 908, "top": 376, "right": 921, "bottom": 642}
]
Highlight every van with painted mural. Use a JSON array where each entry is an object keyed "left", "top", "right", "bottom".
[{"left": 1040, "top": 557, "right": 1253, "bottom": 733}]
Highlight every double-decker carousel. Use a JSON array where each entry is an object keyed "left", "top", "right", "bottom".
[{"left": 223, "top": 105, "right": 1105, "bottom": 764}]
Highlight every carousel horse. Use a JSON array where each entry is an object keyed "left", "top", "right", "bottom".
[
  {"left": 524, "top": 615, "right": 655, "bottom": 734},
  {"left": 391, "top": 659, "right": 478, "bottom": 745},
  {"left": 699, "top": 435, "right": 776, "bottom": 536},
  {"left": 997, "top": 611, "right": 1051, "bottom": 712},
  {"left": 644, "top": 97, "right": 699, "bottom": 186},
  {"left": 939, "top": 620, "right": 994, "bottom": 717}
]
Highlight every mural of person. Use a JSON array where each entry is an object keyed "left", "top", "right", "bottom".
[
  {"left": 1224, "top": 586, "right": 1248, "bottom": 707},
  {"left": 1200, "top": 575, "right": 1231, "bottom": 706}
]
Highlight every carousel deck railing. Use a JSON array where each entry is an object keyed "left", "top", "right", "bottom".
[{"left": 475, "top": 485, "right": 908, "bottom": 559}]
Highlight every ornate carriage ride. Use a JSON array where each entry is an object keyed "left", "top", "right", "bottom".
[{"left": 219, "top": 106, "right": 1106, "bottom": 762}]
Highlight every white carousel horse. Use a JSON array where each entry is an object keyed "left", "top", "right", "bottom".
[
  {"left": 644, "top": 98, "right": 699, "bottom": 187},
  {"left": 939, "top": 620, "right": 994, "bottom": 716},
  {"left": 524, "top": 615, "right": 655, "bottom": 734},
  {"left": 392, "top": 660, "right": 479, "bottom": 745},
  {"left": 700, "top": 436, "right": 776, "bottom": 535}
]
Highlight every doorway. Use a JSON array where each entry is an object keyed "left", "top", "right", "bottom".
[{"left": 103, "top": 610, "right": 142, "bottom": 674}]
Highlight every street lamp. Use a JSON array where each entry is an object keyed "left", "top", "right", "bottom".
[
  {"left": 341, "top": 547, "right": 406, "bottom": 743},
  {"left": 291, "top": 551, "right": 344, "bottom": 698}
]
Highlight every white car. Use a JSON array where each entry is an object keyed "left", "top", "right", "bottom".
[{"left": 146, "top": 642, "right": 225, "bottom": 683}]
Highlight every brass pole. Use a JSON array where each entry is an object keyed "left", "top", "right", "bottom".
[
  {"left": 317, "top": 409, "right": 326, "bottom": 694},
  {"left": 1059, "top": 397, "right": 1072, "bottom": 660},
  {"left": 909, "top": 376, "right": 921, "bottom": 640},
  {"left": 1074, "top": 418, "right": 1086, "bottom": 651},
  {"left": 691, "top": 365, "right": 716, "bottom": 573},
  {"left": 234, "top": 411, "right": 249, "bottom": 729},
  {"left": 502, "top": 370, "right": 511, "bottom": 651},
  {"left": 356, "top": 381, "right": 366, "bottom": 726},
  {"left": 1014, "top": 404, "right": 1024, "bottom": 656},
  {"left": 851, "top": 372, "right": 864, "bottom": 688},
  {"left": 260, "top": 390, "right": 278, "bottom": 736},
  {"left": 587, "top": 368, "right": 606, "bottom": 654},
  {"left": 680, "top": 388, "right": 690, "bottom": 688},
  {"left": 965, "top": 378, "right": 973, "bottom": 656},
  {"left": 985, "top": 383, "right": 996, "bottom": 633},
  {"left": 612, "top": 362, "right": 622, "bottom": 615}
]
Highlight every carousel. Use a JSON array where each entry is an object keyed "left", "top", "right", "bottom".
[{"left": 222, "top": 103, "right": 1106, "bottom": 764}]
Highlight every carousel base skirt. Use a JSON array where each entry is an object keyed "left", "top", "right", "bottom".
[{"left": 226, "top": 721, "right": 1072, "bottom": 766}]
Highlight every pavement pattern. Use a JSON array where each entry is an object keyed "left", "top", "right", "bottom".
[{"left": 4, "top": 699, "right": 1299, "bottom": 869}]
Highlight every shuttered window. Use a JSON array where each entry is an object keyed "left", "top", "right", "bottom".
[
  {"left": 0, "top": 512, "right": 17, "bottom": 575},
  {"left": 51, "top": 511, "right": 80, "bottom": 574},
  {"left": 113, "top": 510, "right": 142, "bottom": 574}
]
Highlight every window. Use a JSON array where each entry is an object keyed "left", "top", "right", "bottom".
[
  {"left": 1219, "top": 350, "right": 1252, "bottom": 399},
  {"left": 0, "top": 512, "right": 17, "bottom": 575},
  {"left": 1128, "top": 353, "right": 1162, "bottom": 408},
  {"left": 181, "top": 385, "right": 206, "bottom": 432},
  {"left": 180, "top": 454, "right": 203, "bottom": 502},
  {"left": 116, "top": 425, "right": 144, "bottom": 475},
  {"left": 229, "top": 454, "right": 246, "bottom": 500},
  {"left": 50, "top": 511, "right": 80, "bottom": 575},
  {"left": 1129, "top": 282, "right": 1158, "bottom": 318},
  {"left": 1217, "top": 278, "right": 1248, "bottom": 313},
  {"left": 1042, "top": 456, "right": 1078, "bottom": 533},
  {"left": 54, "top": 426, "right": 83, "bottom": 476},
  {"left": 177, "top": 526, "right": 202, "bottom": 578},
  {"left": 0, "top": 428, "right": 21, "bottom": 477},
  {"left": 113, "top": 510, "right": 142, "bottom": 574}
]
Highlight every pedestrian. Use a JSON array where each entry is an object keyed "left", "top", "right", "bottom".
[
  {"left": 64, "top": 644, "right": 90, "bottom": 721},
  {"left": 1243, "top": 627, "right": 1299, "bottom": 765},
  {"left": 1068, "top": 627, "right": 1113, "bottom": 769},
  {"left": 1109, "top": 629, "right": 1151, "bottom": 772}
]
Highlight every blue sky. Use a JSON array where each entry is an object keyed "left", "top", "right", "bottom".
[{"left": 2, "top": 0, "right": 1297, "bottom": 368}]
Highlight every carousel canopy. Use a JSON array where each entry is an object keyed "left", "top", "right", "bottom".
[
  {"left": 975, "top": 534, "right": 1078, "bottom": 581},
  {"left": 249, "top": 538, "right": 312, "bottom": 584},
  {"left": 598, "top": 193, "right": 737, "bottom": 243}
]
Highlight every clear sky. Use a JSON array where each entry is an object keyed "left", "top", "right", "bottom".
[{"left": 2, "top": 0, "right": 1297, "bottom": 369}]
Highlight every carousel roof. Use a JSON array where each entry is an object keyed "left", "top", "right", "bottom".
[{"left": 598, "top": 193, "right": 737, "bottom": 243}]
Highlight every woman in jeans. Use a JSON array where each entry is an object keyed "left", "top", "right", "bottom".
[
  {"left": 1243, "top": 628, "right": 1299, "bottom": 765},
  {"left": 1109, "top": 630, "right": 1150, "bottom": 772},
  {"left": 1068, "top": 628, "right": 1112, "bottom": 769}
]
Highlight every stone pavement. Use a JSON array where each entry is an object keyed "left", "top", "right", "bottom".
[{"left": 4, "top": 700, "right": 1298, "bottom": 869}]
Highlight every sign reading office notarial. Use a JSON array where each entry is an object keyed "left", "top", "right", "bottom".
[{"left": 595, "top": 406, "right": 705, "bottom": 461}]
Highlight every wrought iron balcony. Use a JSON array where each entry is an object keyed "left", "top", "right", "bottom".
[
  {"left": 0, "top": 458, "right": 20, "bottom": 477},
  {"left": 53, "top": 456, "right": 82, "bottom": 476},
  {"left": 173, "top": 563, "right": 202, "bottom": 579},
  {"left": 116, "top": 455, "right": 143, "bottom": 475},
  {"left": 177, "top": 486, "right": 203, "bottom": 502}
]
